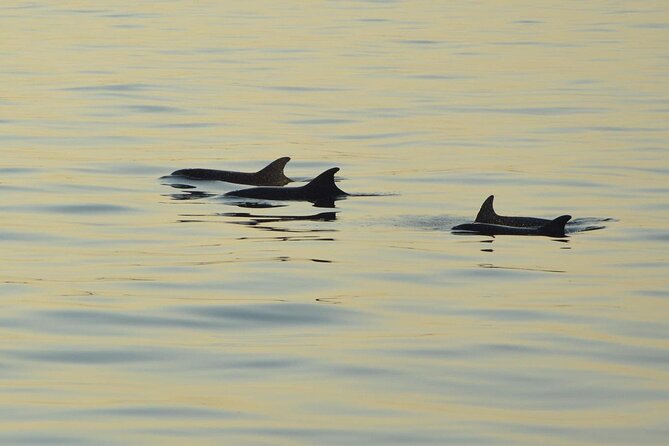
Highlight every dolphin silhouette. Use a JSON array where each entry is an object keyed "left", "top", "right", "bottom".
[
  {"left": 475, "top": 195, "right": 554, "bottom": 227},
  {"left": 452, "top": 215, "right": 571, "bottom": 237},
  {"left": 225, "top": 167, "right": 348, "bottom": 202},
  {"left": 172, "top": 157, "right": 293, "bottom": 186}
]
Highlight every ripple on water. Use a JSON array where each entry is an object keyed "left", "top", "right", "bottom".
[
  {"left": 63, "top": 83, "right": 155, "bottom": 92},
  {"left": 0, "top": 434, "right": 90, "bottom": 446},
  {"left": 74, "top": 405, "right": 243, "bottom": 419},
  {"left": 0, "top": 167, "right": 39, "bottom": 174},
  {"left": 1, "top": 342, "right": 310, "bottom": 378},
  {"left": 4, "top": 348, "right": 164, "bottom": 365},
  {"left": 183, "top": 302, "right": 358, "bottom": 327},
  {"left": 0, "top": 230, "right": 71, "bottom": 243},
  {"left": 8, "top": 303, "right": 362, "bottom": 337},
  {"left": 43, "top": 203, "right": 138, "bottom": 214},
  {"left": 123, "top": 104, "right": 185, "bottom": 114}
]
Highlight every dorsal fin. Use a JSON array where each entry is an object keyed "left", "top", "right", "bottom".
[
  {"left": 475, "top": 195, "right": 497, "bottom": 223},
  {"left": 538, "top": 215, "right": 571, "bottom": 237},
  {"left": 255, "top": 157, "right": 292, "bottom": 185},
  {"left": 303, "top": 167, "right": 347, "bottom": 196}
]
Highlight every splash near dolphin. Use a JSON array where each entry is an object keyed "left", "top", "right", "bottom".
[
  {"left": 225, "top": 167, "right": 348, "bottom": 202},
  {"left": 452, "top": 215, "right": 572, "bottom": 237},
  {"left": 172, "top": 157, "right": 293, "bottom": 186},
  {"left": 475, "top": 195, "right": 553, "bottom": 227}
]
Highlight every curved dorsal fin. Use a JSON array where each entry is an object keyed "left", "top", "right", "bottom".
[
  {"left": 475, "top": 195, "right": 497, "bottom": 222},
  {"left": 303, "top": 167, "right": 347, "bottom": 196},
  {"left": 255, "top": 157, "right": 293, "bottom": 185},
  {"left": 539, "top": 215, "right": 571, "bottom": 237}
]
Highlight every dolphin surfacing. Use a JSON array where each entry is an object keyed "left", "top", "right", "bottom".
[
  {"left": 225, "top": 167, "right": 348, "bottom": 202},
  {"left": 453, "top": 215, "right": 572, "bottom": 237},
  {"left": 172, "top": 157, "right": 293, "bottom": 186},
  {"left": 475, "top": 195, "right": 553, "bottom": 227}
]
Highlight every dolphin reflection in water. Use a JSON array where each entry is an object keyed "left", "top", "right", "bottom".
[
  {"left": 172, "top": 157, "right": 293, "bottom": 186},
  {"left": 223, "top": 211, "right": 337, "bottom": 225}
]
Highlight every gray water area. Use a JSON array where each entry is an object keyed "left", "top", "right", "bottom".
[{"left": 1, "top": 2, "right": 668, "bottom": 445}]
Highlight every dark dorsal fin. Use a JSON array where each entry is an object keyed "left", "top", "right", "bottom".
[
  {"left": 303, "top": 167, "right": 348, "bottom": 196},
  {"left": 538, "top": 215, "right": 571, "bottom": 237},
  {"left": 475, "top": 195, "right": 497, "bottom": 222},
  {"left": 255, "top": 157, "right": 293, "bottom": 185}
]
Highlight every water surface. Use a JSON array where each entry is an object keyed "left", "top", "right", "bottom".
[{"left": 1, "top": 1, "right": 668, "bottom": 445}]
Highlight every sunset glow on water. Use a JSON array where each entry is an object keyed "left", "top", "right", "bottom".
[{"left": 1, "top": 2, "right": 668, "bottom": 445}]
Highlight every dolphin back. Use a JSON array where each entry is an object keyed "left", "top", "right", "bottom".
[
  {"left": 225, "top": 167, "right": 348, "bottom": 201},
  {"left": 171, "top": 168, "right": 226, "bottom": 180},
  {"left": 255, "top": 157, "right": 293, "bottom": 186},
  {"left": 303, "top": 167, "right": 348, "bottom": 198},
  {"left": 171, "top": 157, "right": 292, "bottom": 186},
  {"left": 475, "top": 195, "right": 552, "bottom": 227},
  {"left": 537, "top": 215, "right": 571, "bottom": 237},
  {"left": 452, "top": 213, "right": 571, "bottom": 237}
]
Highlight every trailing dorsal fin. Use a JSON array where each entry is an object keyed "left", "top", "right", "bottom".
[
  {"left": 255, "top": 157, "right": 293, "bottom": 185},
  {"left": 303, "top": 167, "right": 348, "bottom": 196},
  {"left": 475, "top": 195, "right": 497, "bottom": 223},
  {"left": 538, "top": 215, "right": 571, "bottom": 237}
]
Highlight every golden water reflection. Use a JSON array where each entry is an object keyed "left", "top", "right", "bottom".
[{"left": 1, "top": 1, "right": 668, "bottom": 445}]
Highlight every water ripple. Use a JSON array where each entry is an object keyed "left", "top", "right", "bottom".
[
  {"left": 43, "top": 203, "right": 137, "bottom": 214},
  {"left": 10, "top": 303, "right": 362, "bottom": 336},
  {"left": 5, "top": 348, "right": 164, "bottom": 365}
]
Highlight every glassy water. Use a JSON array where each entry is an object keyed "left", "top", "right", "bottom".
[{"left": 1, "top": 1, "right": 668, "bottom": 445}]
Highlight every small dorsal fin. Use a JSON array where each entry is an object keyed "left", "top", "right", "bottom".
[
  {"left": 539, "top": 215, "right": 571, "bottom": 237},
  {"left": 304, "top": 167, "right": 347, "bottom": 196},
  {"left": 256, "top": 157, "right": 292, "bottom": 185},
  {"left": 475, "top": 195, "right": 497, "bottom": 223}
]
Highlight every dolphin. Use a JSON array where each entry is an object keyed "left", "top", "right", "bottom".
[
  {"left": 225, "top": 167, "right": 348, "bottom": 202},
  {"left": 452, "top": 215, "right": 572, "bottom": 237},
  {"left": 475, "top": 195, "right": 554, "bottom": 227},
  {"left": 171, "top": 157, "right": 293, "bottom": 186}
]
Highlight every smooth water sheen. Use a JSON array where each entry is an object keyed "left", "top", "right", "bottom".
[{"left": 1, "top": 2, "right": 668, "bottom": 445}]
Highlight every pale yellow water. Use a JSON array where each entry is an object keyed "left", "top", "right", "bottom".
[{"left": 1, "top": 1, "right": 668, "bottom": 445}]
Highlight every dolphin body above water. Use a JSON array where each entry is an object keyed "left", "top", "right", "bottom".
[
  {"left": 172, "top": 157, "right": 293, "bottom": 186},
  {"left": 475, "top": 195, "right": 554, "bottom": 227},
  {"left": 225, "top": 167, "right": 348, "bottom": 202},
  {"left": 452, "top": 215, "right": 572, "bottom": 237}
]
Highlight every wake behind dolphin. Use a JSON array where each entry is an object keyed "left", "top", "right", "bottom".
[
  {"left": 172, "top": 157, "right": 293, "bottom": 186},
  {"left": 225, "top": 167, "right": 348, "bottom": 203}
]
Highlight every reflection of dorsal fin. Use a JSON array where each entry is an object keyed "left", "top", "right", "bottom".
[
  {"left": 475, "top": 195, "right": 496, "bottom": 222},
  {"left": 538, "top": 215, "right": 571, "bottom": 237},
  {"left": 255, "top": 157, "right": 293, "bottom": 185},
  {"left": 303, "top": 167, "right": 347, "bottom": 196}
]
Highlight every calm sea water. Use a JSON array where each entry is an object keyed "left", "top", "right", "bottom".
[{"left": 1, "top": 1, "right": 668, "bottom": 445}]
